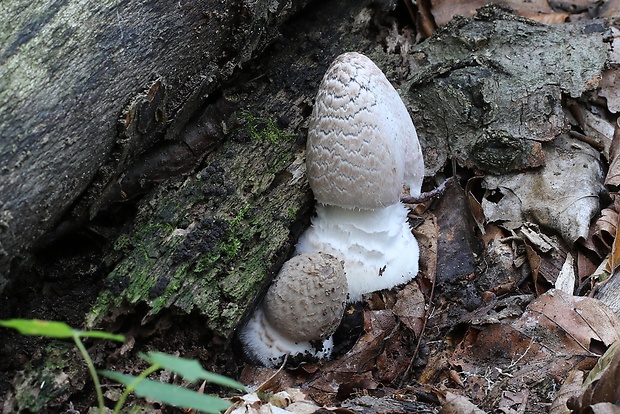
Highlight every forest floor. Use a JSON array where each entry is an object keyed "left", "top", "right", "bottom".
[{"left": 2, "top": 1, "right": 620, "bottom": 413}]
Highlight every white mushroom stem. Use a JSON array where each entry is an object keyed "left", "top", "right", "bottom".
[
  {"left": 239, "top": 308, "right": 334, "bottom": 368},
  {"left": 300, "top": 52, "right": 425, "bottom": 301},
  {"left": 296, "top": 203, "right": 419, "bottom": 303}
]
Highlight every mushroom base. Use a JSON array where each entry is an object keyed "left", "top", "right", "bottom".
[
  {"left": 296, "top": 202, "right": 419, "bottom": 302},
  {"left": 239, "top": 307, "right": 334, "bottom": 368}
]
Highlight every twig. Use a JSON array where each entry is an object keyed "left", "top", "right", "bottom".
[{"left": 400, "top": 176, "right": 454, "bottom": 204}]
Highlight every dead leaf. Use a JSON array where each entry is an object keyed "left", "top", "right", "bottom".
[
  {"left": 555, "top": 253, "right": 576, "bottom": 295},
  {"left": 605, "top": 119, "right": 620, "bottom": 186},
  {"left": 465, "top": 177, "right": 486, "bottom": 234},
  {"left": 549, "top": 369, "right": 584, "bottom": 414},
  {"left": 577, "top": 250, "right": 598, "bottom": 285},
  {"left": 583, "top": 110, "right": 615, "bottom": 158},
  {"left": 592, "top": 207, "right": 618, "bottom": 254},
  {"left": 441, "top": 290, "right": 620, "bottom": 410},
  {"left": 568, "top": 340, "right": 620, "bottom": 413},
  {"left": 393, "top": 283, "right": 426, "bottom": 337},
  {"left": 611, "top": 215, "right": 620, "bottom": 274},
  {"left": 438, "top": 390, "right": 485, "bottom": 414},
  {"left": 413, "top": 210, "right": 438, "bottom": 297},
  {"left": 482, "top": 134, "right": 604, "bottom": 245},
  {"left": 522, "top": 290, "right": 620, "bottom": 351},
  {"left": 498, "top": 389, "right": 528, "bottom": 413},
  {"left": 599, "top": 71, "right": 620, "bottom": 114},
  {"left": 599, "top": 35, "right": 620, "bottom": 113},
  {"left": 519, "top": 227, "right": 569, "bottom": 295}
]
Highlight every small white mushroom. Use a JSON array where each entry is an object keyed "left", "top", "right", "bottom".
[
  {"left": 297, "top": 52, "right": 424, "bottom": 302},
  {"left": 239, "top": 252, "right": 347, "bottom": 367}
]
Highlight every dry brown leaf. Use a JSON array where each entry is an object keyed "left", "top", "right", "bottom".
[
  {"left": 465, "top": 177, "right": 486, "bottom": 235},
  {"left": 438, "top": 390, "right": 485, "bottom": 414},
  {"left": 610, "top": 215, "right": 620, "bottom": 274},
  {"left": 549, "top": 369, "right": 584, "bottom": 414},
  {"left": 568, "top": 340, "right": 620, "bottom": 413},
  {"left": 577, "top": 250, "right": 598, "bottom": 284},
  {"left": 498, "top": 389, "right": 528, "bottom": 413},
  {"left": 434, "top": 183, "right": 478, "bottom": 284},
  {"left": 592, "top": 207, "right": 618, "bottom": 254},
  {"left": 413, "top": 210, "right": 438, "bottom": 297},
  {"left": 393, "top": 282, "right": 426, "bottom": 337},
  {"left": 482, "top": 135, "right": 604, "bottom": 245},
  {"left": 523, "top": 290, "right": 620, "bottom": 351},
  {"left": 443, "top": 290, "right": 620, "bottom": 410}
]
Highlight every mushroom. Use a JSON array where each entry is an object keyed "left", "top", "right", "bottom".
[
  {"left": 296, "top": 52, "right": 424, "bottom": 302},
  {"left": 239, "top": 252, "right": 347, "bottom": 367}
]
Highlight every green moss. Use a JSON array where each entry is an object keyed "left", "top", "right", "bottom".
[
  {"left": 149, "top": 263, "right": 189, "bottom": 314},
  {"left": 242, "top": 111, "right": 294, "bottom": 143},
  {"left": 12, "top": 341, "right": 77, "bottom": 412},
  {"left": 113, "top": 234, "right": 133, "bottom": 251},
  {"left": 286, "top": 207, "right": 298, "bottom": 220}
]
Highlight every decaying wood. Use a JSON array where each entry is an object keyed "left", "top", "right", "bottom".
[{"left": 0, "top": 0, "right": 310, "bottom": 291}]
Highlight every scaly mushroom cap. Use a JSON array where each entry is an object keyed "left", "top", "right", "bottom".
[
  {"left": 263, "top": 252, "right": 347, "bottom": 342},
  {"left": 306, "top": 52, "right": 424, "bottom": 209}
]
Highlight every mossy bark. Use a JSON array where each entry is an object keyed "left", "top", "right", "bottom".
[
  {"left": 86, "top": 0, "right": 395, "bottom": 342},
  {"left": 0, "top": 0, "right": 310, "bottom": 290}
]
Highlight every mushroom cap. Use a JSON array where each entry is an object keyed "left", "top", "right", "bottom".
[
  {"left": 263, "top": 252, "right": 347, "bottom": 342},
  {"left": 306, "top": 52, "right": 424, "bottom": 209},
  {"left": 239, "top": 307, "right": 334, "bottom": 368}
]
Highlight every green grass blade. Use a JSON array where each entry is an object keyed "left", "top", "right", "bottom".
[
  {"left": 140, "top": 352, "right": 246, "bottom": 391},
  {"left": 99, "top": 370, "right": 232, "bottom": 414},
  {"left": 0, "top": 319, "right": 76, "bottom": 338}
]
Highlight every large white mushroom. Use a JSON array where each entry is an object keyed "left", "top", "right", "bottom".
[
  {"left": 239, "top": 252, "right": 347, "bottom": 367},
  {"left": 297, "top": 52, "right": 424, "bottom": 302}
]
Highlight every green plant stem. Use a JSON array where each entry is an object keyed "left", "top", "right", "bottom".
[
  {"left": 73, "top": 334, "right": 105, "bottom": 413},
  {"left": 113, "top": 364, "right": 160, "bottom": 414}
]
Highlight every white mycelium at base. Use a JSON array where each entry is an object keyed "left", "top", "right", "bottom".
[
  {"left": 296, "top": 203, "right": 419, "bottom": 302},
  {"left": 239, "top": 307, "right": 334, "bottom": 368}
]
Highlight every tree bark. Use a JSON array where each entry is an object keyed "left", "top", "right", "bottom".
[{"left": 0, "top": 0, "right": 310, "bottom": 290}]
